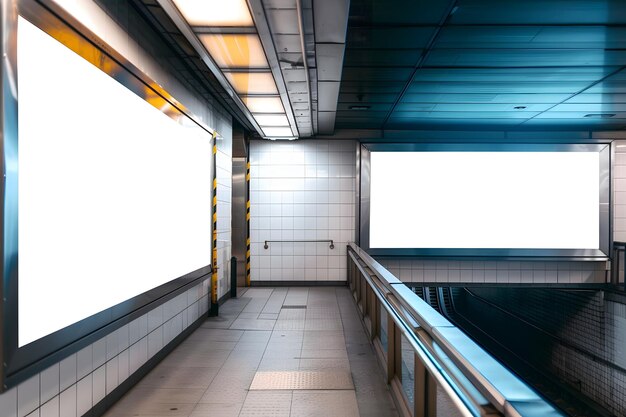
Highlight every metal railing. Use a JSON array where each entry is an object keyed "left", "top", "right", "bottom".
[
  {"left": 346, "top": 243, "right": 563, "bottom": 417},
  {"left": 263, "top": 239, "right": 334, "bottom": 249}
]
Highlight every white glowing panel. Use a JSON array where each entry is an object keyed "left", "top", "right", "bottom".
[
  {"left": 17, "top": 18, "right": 212, "bottom": 347},
  {"left": 369, "top": 151, "right": 599, "bottom": 249}
]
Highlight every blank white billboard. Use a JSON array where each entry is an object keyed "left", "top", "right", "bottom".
[
  {"left": 17, "top": 18, "right": 212, "bottom": 347},
  {"left": 369, "top": 151, "right": 600, "bottom": 249}
]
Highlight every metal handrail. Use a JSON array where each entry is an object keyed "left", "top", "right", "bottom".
[
  {"left": 348, "top": 242, "right": 563, "bottom": 417},
  {"left": 264, "top": 239, "right": 334, "bottom": 249}
]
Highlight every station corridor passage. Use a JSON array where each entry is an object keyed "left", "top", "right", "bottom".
[{"left": 103, "top": 287, "right": 399, "bottom": 417}]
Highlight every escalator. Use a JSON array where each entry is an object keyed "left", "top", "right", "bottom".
[{"left": 409, "top": 285, "right": 621, "bottom": 417}]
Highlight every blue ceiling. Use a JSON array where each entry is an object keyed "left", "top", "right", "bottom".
[{"left": 337, "top": 0, "right": 626, "bottom": 131}]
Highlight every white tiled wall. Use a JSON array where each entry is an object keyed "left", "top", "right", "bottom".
[
  {"left": 379, "top": 259, "right": 607, "bottom": 284},
  {"left": 249, "top": 139, "right": 356, "bottom": 282},
  {"left": 614, "top": 141, "right": 626, "bottom": 241},
  {"left": 0, "top": 280, "right": 209, "bottom": 417}
]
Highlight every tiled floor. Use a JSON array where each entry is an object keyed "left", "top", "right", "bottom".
[{"left": 104, "top": 287, "right": 399, "bottom": 417}]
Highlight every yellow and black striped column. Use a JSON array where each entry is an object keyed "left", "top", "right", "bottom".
[
  {"left": 209, "top": 132, "right": 219, "bottom": 316},
  {"left": 245, "top": 153, "right": 251, "bottom": 287}
]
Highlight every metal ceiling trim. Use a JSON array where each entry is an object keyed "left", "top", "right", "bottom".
[
  {"left": 296, "top": 0, "right": 314, "bottom": 136},
  {"left": 155, "top": 0, "right": 264, "bottom": 136},
  {"left": 313, "top": 0, "right": 349, "bottom": 135},
  {"left": 247, "top": 0, "right": 300, "bottom": 138}
]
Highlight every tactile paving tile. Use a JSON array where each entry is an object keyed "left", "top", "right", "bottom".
[{"left": 249, "top": 370, "right": 354, "bottom": 390}]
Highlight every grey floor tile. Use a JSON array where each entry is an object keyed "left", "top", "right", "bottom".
[
  {"left": 239, "top": 331, "right": 272, "bottom": 343},
  {"left": 119, "top": 387, "right": 205, "bottom": 404},
  {"left": 137, "top": 366, "right": 219, "bottom": 389},
  {"left": 178, "top": 339, "right": 238, "bottom": 351},
  {"left": 258, "top": 358, "right": 300, "bottom": 372},
  {"left": 304, "top": 319, "right": 343, "bottom": 331},
  {"left": 273, "top": 320, "right": 306, "bottom": 331},
  {"left": 305, "top": 308, "right": 341, "bottom": 320},
  {"left": 277, "top": 309, "right": 306, "bottom": 320},
  {"left": 230, "top": 318, "right": 276, "bottom": 331},
  {"left": 189, "top": 403, "right": 242, "bottom": 417},
  {"left": 283, "top": 288, "right": 309, "bottom": 306},
  {"left": 239, "top": 391, "right": 292, "bottom": 417},
  {"left": 298, "top": 358, "right": 351, "bottom": 371},
  {"left": 269, "top": 330, "right": 304, "bottom": 342},
  {"left": 105, "top": 401, "right": 196, "bottom": 417},
  {"left": 159, "top": 349, "right": 231, "bottom": 368},
  {"left": 261, "top": 289, "right": 288, "bottom": 314},
  {"left": 258, "top": 313, "right": 279, "bottom": 320},
  {"left": 237, "top": 312, "right": 261, "bottom": 320},
  {"left": 106, "top": 287, "right": 399, "bottom": 417},
  {"left": 262, "top": 349, "right": 302, "bottom": 361},
  {"left": 198, "top": 370, "right": 256, "bottom": 404},
  {"left": 186, "top": 328, "right": 244, "bottom": 342},
  {"left": 233, "top": 341, "right": 270, "bottom": 352},
  {"left": 298, "top": 349, "right": 348, "bottom": 359},
  {"left": 291, "top": 390, "right": 359, "bottom": 417}
]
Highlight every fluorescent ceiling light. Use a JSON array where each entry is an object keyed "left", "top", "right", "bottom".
[
  {"left": 254, "top": 114, "right": 289, "bottom": 126},
  {"left": 172, "top": 0, "right": 254, "bottom": 26},
  {"left": 242, "top": 96, "right": 284, "bottom": 113},
  {"left": 262, "top": 127, "right": 294, "bottom": 137},
  {"left": 225, "top": 72, "right": 278, "bottom": 95},
  {"left": 199, "top": 34, "right": 268, "bottom": 69}
]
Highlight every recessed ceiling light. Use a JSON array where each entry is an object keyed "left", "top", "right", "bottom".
[
  {"left": 584, "top": 113, "right": 615, "bottom": 118},
  {"left": 242, "top": 96, "right": 284, "bottom": 113},
  {"left": 224, "top": 72, "right": 278, "bottom": 95},
  {"left": 171, "top": 0, "right": 254, "bottom": 26},
  {"left": 262, "top": 127, "right": 294, "bottom": 137},
  {"left": 349, "top": 105, "right": 370, "bottom": 110},
  {"left": 198, "top": 34, "right": 268, "bottom": 69},
  {"left": 254, "top": 114, "right": 289, "bottom": 126}
]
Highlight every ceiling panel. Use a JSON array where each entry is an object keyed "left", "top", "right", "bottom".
[
  {"left": 395, "top": 103, "right": 552, "bottom": 112},
  {"left": 401, "top": 93, "right": 572, "bottom": 104},
  {"left": 533, "top": 111, "right": 626, "bottom": 119},
  {"left": 335, "top": 0, "right": 626, "bottom": 132},
  {"left": 424, "top": 50, "right": 626, "bottom": 68},
  {"left": 341, "top": 67, "right": 413, "bottom": 81},
  {"left": 521, "top": 119, "right": 626, "bottom": 128},
  {"left": 551, "top": 103, "right": 626, "bottom": 112},
  {"left": 340, "top": 82, "right": 406, "bottom": 93},
  {"left": 339, "top": 93, "right": 399, "bottom": 103},
  {"left": 347, "top": 27, "right": 436, "bottom": 49},
  {"left": 349, "top": 0, "right": 451, "bottom": 25},
  {"left": 343, "top": 49, "right": 421, "bottom": 67},
  {"left": 406, "top": 82, "right": 589, "bottom": 94},
  {"left": 437, "top": 26, "right": 626, "bottom": 49},
  {"left": 450, "top": 0, "right": 626, "bottom": 25},
  {"left": 336, "top": 118, "right": 386, "bottom": 128},
  {"left": 337, "top": 102, "right": 394, "bottom": 111},
  {"left": 391, "top": 111, "right": 538, "bottom": 119},
  {"left": 565, "top": 94, "right": 626, "bottom": 104},
  {"left": 410, "top": 68, "right": 614, "bottom": 83},
  {"left": 385, "top": 118, "right": 526, "bottom": 128}
]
